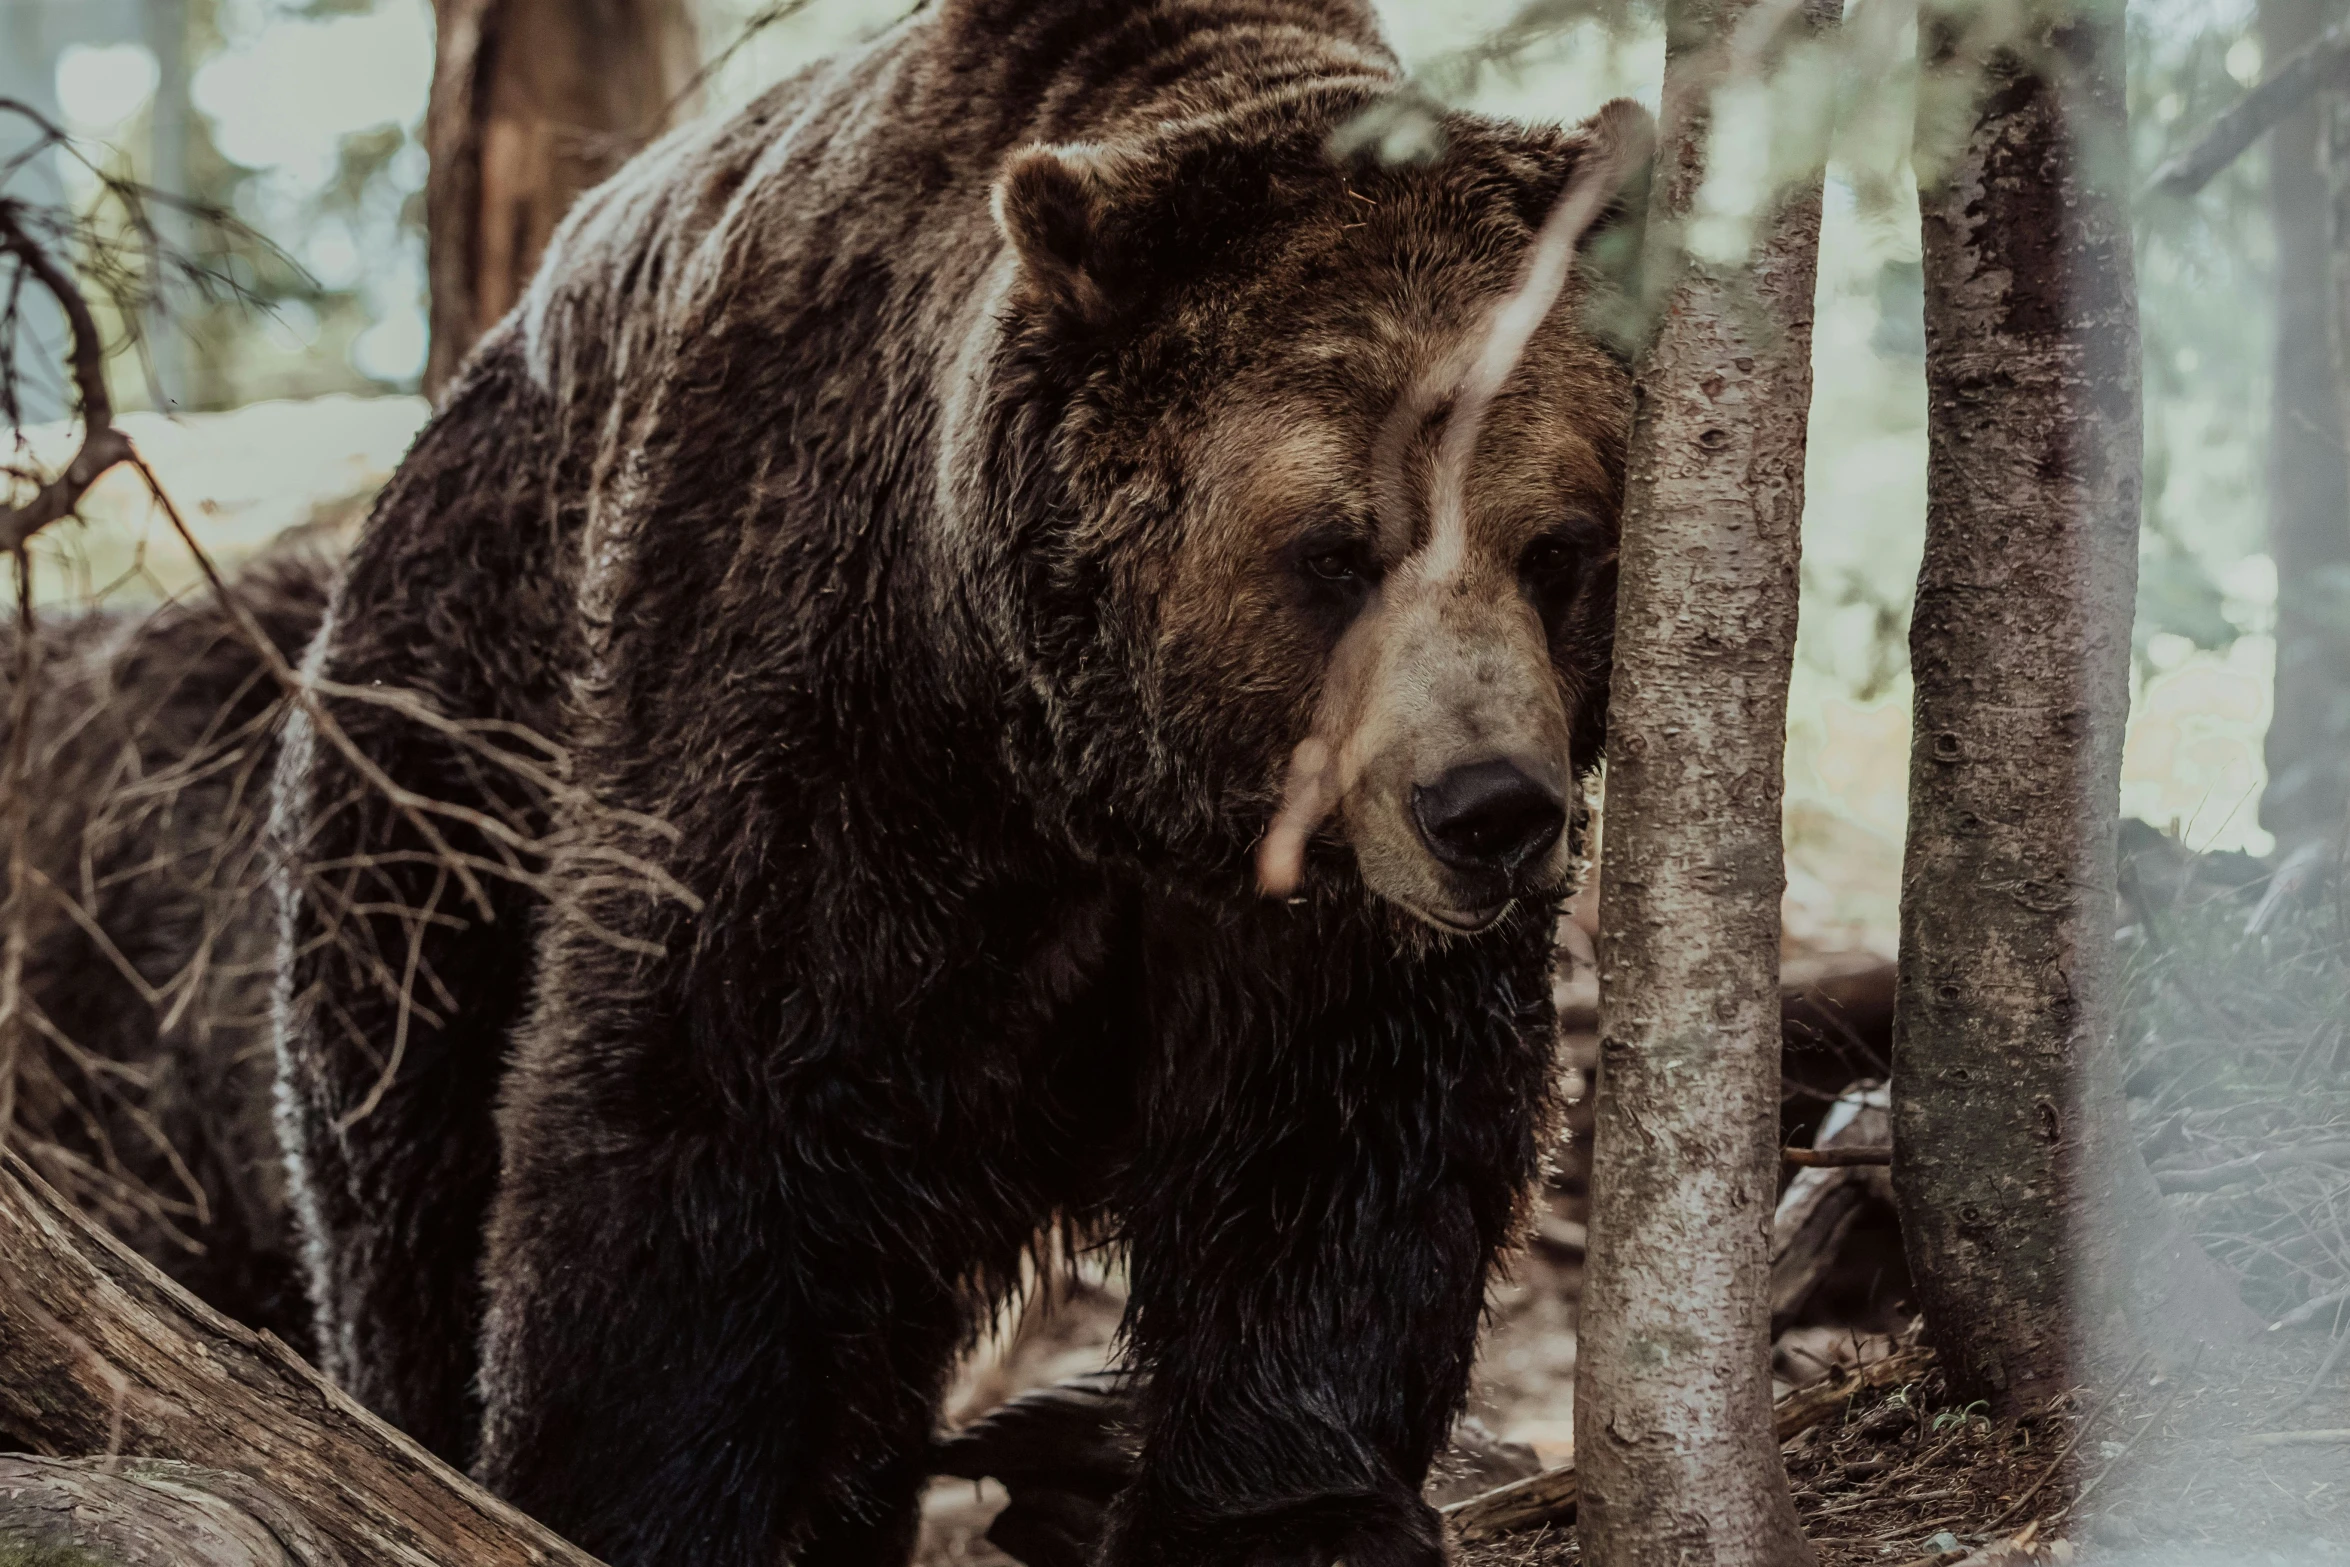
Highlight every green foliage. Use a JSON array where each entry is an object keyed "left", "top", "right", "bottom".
[{"left": 1932, "top": 1400, "right": 1992, "bottom": 1431}]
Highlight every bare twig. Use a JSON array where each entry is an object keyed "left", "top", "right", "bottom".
[
  {"left": 0, "top": 203, "right": 133, "bottom": 549},
  {"left": 2236, "top": 1427, "right": 2350, "bottom": 1446},
  {"left": 2153, "top": 1140, "right": 2350, "bottom": 1193},
  {"left": 1785, "top": 1144, "right": 1893, "bottom": 1167},
  {"left": 659, "top": 0, "right": 818, "bottom": 129}
]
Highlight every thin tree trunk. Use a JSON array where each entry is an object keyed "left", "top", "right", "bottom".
[
  {"left": 423, "top": 0, "right": 698, "bottom": 396},
  {"left": 1894, "top": 0, "right": 2259, "bottom": 1418},
  {"left": 2270, "top": 0, "right": 2350, "bottom": 851},
  {"left": 1573, "top": 0, "right": 1834, "bottom": 1559},
  {"left": 0, "top": 1152, "right": 604, "bottom": 1567}
]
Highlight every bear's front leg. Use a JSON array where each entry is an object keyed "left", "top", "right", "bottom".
[
  {"left": 1102, "top": 910, "right": 1557, "bottom": 1567},
  {"left": 471, "top": 947, "right": 988, "bottom": 1567}
]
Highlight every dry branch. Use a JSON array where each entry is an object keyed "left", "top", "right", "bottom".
[
  {"left": 2150, "top": 1139, "right": 2350, "bottom": 1192},
  {"left": 1783, "top": 1145, "right": 1893, "bottom": 1168},
  {"left": 2236, "top": 1428, "right": 2350, "bottom": 1446},
  {"left": 0, "top": 1151, "right": 604, "bottom": 1567},
  {"left": 1444, "top": 1348, "right": 1936, "bottom": 1544},
  {"left": 2147, "top": 17, "right": 2350, "bottom": 198},
  {"left": 0, "top": 205, "right": 131, "bottom": 549}
]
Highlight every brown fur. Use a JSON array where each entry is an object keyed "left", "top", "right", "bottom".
[{"left": 269, "top": 5, "right": 1640, "bottom": 1564}]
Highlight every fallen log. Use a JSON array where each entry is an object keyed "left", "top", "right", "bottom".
[
  {"left": 0, "top": 1151, "right": 602, "bottom": 1567},
  {"left": 1440, "top": 1347, "right": 1935, "bottom": 1544},
  {"left": 0, "top": 1455, "right": 343, "bottom": 1566}
]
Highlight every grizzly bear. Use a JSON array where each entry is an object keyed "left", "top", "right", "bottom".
[{"left": 268, "top": 2, "right": 1640, "bottom": 1563}]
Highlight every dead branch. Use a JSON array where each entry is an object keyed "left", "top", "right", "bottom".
[
  {"left": 1784, "top": 1145, "right": 1893, "bottom": 1167},
  {"left": 0, "top": 1150, "right": 604, "bottom": 1567},
  {"left": 2236, "top": 1427, "right": 2350, "bottom": 1446},
  {"left": 2146, "top": 17, "right": 2350, "bottom": 198},
  {"left": 0, "top": 203, "right": 133, "bottom": 550},
  {"left": 2151, "top": 1139, "right": 2350, "bottom": 1193},
  {"left": 1442, "top": 1347, "right": 1936, "bottom": 1544}
]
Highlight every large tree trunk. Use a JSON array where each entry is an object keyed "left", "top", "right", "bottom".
[
  {"left": 1571, "top": 1, "right": 1834, "bottom": 1560},
  {"left": 2271, "top": 0, "right": 2350, "bottom": 851},
  {"left": 423, "top": 0, "right": 698, "bottom": 396},
  {"left": 1894, "top": 0, "right": 2258, "bottom": 1418},
  {"left": 0, "top": 1152, "right": 603, "bottom": 1567}
]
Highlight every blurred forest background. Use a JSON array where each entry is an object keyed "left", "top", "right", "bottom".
[{"left": 0, "top": 0, "right": 2301, "bottom": 959}]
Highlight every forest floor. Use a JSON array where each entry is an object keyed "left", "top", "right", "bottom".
[
  {"left": 913, "top": 839, "right": 2350, "bottom": 1567},
  {"left": 911, "top": 1196, "right": 2350, "bottom": 1567},
  {"left": 909, "top": 1323, "right": 2350, "bottom": 1565},
  {"left": 1453, "top": 1332, "right": 2350, "bottom": 1566}
]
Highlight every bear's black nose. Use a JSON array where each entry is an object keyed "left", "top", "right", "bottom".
[{"left": 1411, "top": 759, "right": 1566, "bottom": 876}]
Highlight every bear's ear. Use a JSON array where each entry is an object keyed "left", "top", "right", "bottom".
[
  {"left": 1559, "top": 98, "right": 1654, "bottom": 254},
  {"left": 993, "top": 142, "right": 1126, "bottom": 330},
  {"left": 1548, "top": 98, "right": 1657, "bottom": 355}
]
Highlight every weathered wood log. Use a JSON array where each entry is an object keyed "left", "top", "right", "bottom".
[
  {"left": 0, "top": 1152, "right": 603, "bottom": 1567},
  {"left": 0, "top": 1455, "right": 341, "bottom": 1566}
]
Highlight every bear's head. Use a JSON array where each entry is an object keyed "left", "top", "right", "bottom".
[{"left": 976, "top": 94, "right": 1648, "bottom": 938}]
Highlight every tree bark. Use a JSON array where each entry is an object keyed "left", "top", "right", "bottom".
[
  {"left": 2305, "top": 68, "right": 2350, "bottom": 847},
  {"left": 423, "top": 0, "right": 698, "bottom": 396},
  {"left": 1895, "top": 0, "right": 2259, "bottom": 1419},
  {"left": 1572, "top": 1, "right": 1835, "bottom": 1560},
  {"left": 2269, "top": 0, "right": 2350, "bottom": 851},
  {"left": 0, "top": 1152, "right": 604, "bottom": 1567},
  {"left": 0, "top": 1456, "right": 340, "bottom": 1566}
]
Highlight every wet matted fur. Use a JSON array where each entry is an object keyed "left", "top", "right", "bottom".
[{"left": 270, "top": 3, "right": 1638, "bottom": 1564}]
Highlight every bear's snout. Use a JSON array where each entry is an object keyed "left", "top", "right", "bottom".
[{"left": 1410, "top": 756, "right": 1567, "bottom": 878}]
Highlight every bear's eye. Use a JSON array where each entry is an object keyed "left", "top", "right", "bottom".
[
  {"left": 1294, "top": 534, "right": 1377, "bottom": 588},
  {"left": 1521, "top": 534, "right": 1582, "bottom": 590},
  {"left": 1302, "top": 547, "right": 1366, "bottom": 583}
]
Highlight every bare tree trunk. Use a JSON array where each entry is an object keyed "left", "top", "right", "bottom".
[
  {"left": 2270, "top": 0, "right": 2350, "bottom": 852},
  {"left": 0, "top": 1152, "right": 604, "bottom": 1567},
  {"left": 1572, "top": 1, "right": 1834, "bottom": 1560},
  {"left": 1894, "top": 0, "right": 2258, "bottom": 1418},
  {"left": 423, "top": 0, "right": 698, "bottom": 396}
]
